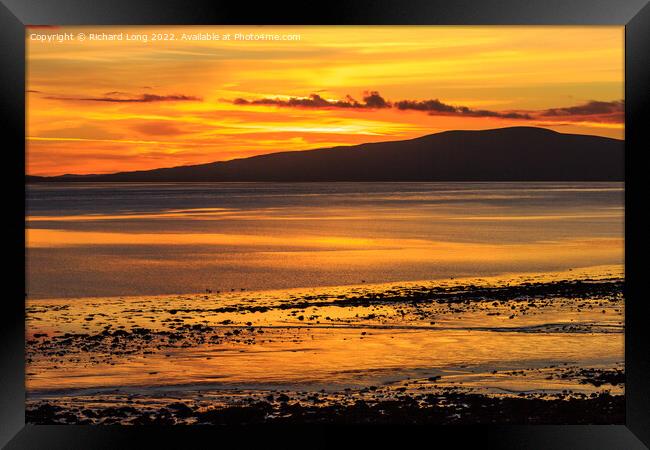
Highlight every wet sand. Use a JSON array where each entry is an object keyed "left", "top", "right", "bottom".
[{"left": 26, "top": 265, "right": 624, "bottom": 424}]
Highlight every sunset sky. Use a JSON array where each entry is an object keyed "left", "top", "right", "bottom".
[{"left": 27, "top": 26, "right": 624, "bottom": 176}]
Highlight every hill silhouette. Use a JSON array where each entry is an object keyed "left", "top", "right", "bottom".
[{"left": 27, "top": 127, "right": 624, "bottom": 182}]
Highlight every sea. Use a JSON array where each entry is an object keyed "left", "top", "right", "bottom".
[{"left": 26, "top": 182, "right": 624, "bottom": 299}]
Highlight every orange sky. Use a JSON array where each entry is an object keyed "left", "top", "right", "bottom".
[{"left": 26, "top": 26, "right": 624, "bottom": 176}]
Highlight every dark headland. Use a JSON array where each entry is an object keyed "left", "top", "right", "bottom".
[{"left": 27, "top": 127, "right": 624, "bottom": 182}]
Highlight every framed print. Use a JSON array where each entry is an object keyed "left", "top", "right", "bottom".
[{"left": 1, "top": 0, "right": 649, "bottom": 448}]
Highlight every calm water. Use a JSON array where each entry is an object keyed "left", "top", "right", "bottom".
[{"left": 26, "top": 182, "right": 624, "bottom": 299}]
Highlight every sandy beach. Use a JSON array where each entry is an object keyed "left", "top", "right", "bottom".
[{"left": 26, "top": 265, "right": 624, "bottom": 424}]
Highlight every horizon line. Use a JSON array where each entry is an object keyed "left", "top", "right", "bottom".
[{"left": 27, "top": 126, "right": 624, "bottom": 178}]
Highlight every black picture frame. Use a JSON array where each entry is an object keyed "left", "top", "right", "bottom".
[{"left": 2, "top": 0, "right": 648, "bottom": 448}]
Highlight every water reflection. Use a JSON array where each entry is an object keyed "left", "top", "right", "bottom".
[{"left": 26, "top": 182, "right": 624, "bottom": 299}]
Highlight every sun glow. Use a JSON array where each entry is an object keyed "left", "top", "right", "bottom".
[{"left": 27, "top": 26, "right": 623, "bottom": 176}]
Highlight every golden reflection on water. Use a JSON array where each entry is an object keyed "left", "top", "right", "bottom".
[
  {"left": 26, "top": 182, "right": 624, "bottom": 298},
  {"left": 26, "top": 266, "right": 624, "bottom": 395},
  {"left": 27, "top": 209, "right": 622, "bottom": 223},
  {"left": 27, "top": 329, "right": 623, "bottom": 393},
  {"left": 26, "top": 227, "right": 623, "bottom": 277}
]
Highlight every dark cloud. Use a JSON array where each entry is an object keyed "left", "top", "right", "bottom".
[
  {"left": 233, "top": 92, "right": 389, "bottom": 109},
  {"left": 234, "top": 91, "right": 526, "bottom": 118},
  {"left": 500, "top": 112, "right": 534, "bottom": 119},
  {"left": 233, "top": 91, "right": 622, "bottom": 123},
  {"left": 396, "top": 98, "right": 531, "bottom": 119},
  {"left": 456, "top": 106, "right": 532, "bottom": 119},
  {"left": 46, "top": 93, "right": 201, "bottom": 103},
  {"left": 234, "top": 94, "right": 334, "bottom": 107},
  {"left": 362, "top": 91, "right": 390, "bottom": 108},
  {"left": 540, "top": 100, "right": 624, "bottom": 117},
  {"left": 395, "top": 99, "right": 456, "bottom": 113}
]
